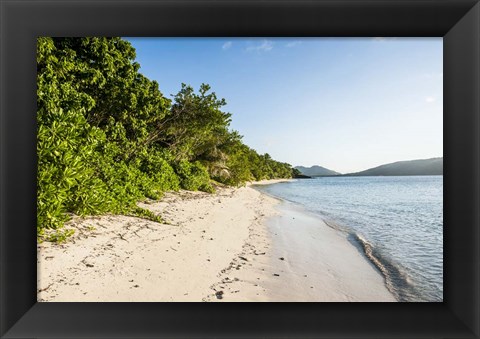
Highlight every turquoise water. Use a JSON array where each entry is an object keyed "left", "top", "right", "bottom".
[{"left": 255, "top": 176, "right": 443, "bottom": 302}]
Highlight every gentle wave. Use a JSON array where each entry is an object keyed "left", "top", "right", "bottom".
[
  {"left": 348, "top": 232, "right": 425, "bottom": 302},
  {"left": 318, "top": 217, "right": 422, "bottom": 301},
  {"left": 255, "top": 176, "right": 443, "bottom": 302}
]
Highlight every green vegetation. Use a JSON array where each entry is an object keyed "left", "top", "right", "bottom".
[{"left": 37, "top": 37, "right": 295, "bottom": 238}]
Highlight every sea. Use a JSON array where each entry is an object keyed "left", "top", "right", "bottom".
[{"left": 254, "top": 176, "right": 443, "bottom": 302}]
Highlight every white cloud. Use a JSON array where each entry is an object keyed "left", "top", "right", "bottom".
[
  {"left": 425, "top": 96, "right": 436, "bottom": 103},
  {"left": 285, "top": 40, "right": 302, "bottom": 48},
  {"left": 246, "top": 40, "right": 274, "bottom": 52},
  {"left": 222, "top": 41, "right": 232, "bottom": 50}
]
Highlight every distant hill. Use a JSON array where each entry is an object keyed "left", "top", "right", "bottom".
[
  {"left": 295, "top": 165, "right": 340, "bottom": 177},
  {"left": 345, "top": 157, "right": 443, "bottom": 176}
]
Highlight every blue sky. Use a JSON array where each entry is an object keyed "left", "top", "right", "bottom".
[{"left": 126, "top": 37, "right": 442, "bottom": 173}]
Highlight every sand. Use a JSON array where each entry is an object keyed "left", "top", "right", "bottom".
[{"left": 37, "top": 180, "right": 396, "bottom": 302}]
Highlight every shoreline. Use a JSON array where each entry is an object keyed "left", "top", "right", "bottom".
[
  {"left": 260, "top": 200, "right": 396, "bottom": 301},
  {"left": 37, "top": 180, "right": 395, "bottom": 302}
]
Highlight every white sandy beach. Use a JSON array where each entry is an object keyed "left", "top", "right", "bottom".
[{"left": 37, "top": 180, "right": 396, "bottom": 302}]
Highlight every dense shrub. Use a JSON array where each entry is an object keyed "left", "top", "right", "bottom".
[
  {"left": 174, "top": 161, "right": 214, "bottom": 193},
  {"left": 37, "top": 37, "right": 294, "bottom": 239}
]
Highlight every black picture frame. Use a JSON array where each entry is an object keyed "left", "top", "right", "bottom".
[{"left": 1, "top": 0, "right": 479, "bottom": 338}]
